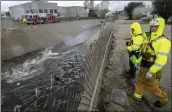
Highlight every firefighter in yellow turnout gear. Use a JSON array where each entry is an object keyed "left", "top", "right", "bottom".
[
  {"left": 126, "top": 22, "right": 144, "bottom": 79},
  {"left": 133, "top": 18, "right": 171, "bottom": 107},
  {"left": 22, "top": 17, "right": 27, "bottom": 24}
]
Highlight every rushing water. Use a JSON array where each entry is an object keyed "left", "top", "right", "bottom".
[
  {"left": 2, "top": 45, "right": 85, "bottom": 111},
  {"left": 2, "top": 48, "right": 59, "bottom": 83},
  {"left": 1, "top": 24, "right": 102, "bottom": 111},
  {"left": 2, "top": 24, "right": 101, "bottom": 84}
]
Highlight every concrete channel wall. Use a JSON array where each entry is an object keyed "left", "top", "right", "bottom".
[
  {"left": 1, "top": 19, "right": 101, "bottom": 61},
  {"left": 1, "top": 22, "right": 114, "bottom": 111}
]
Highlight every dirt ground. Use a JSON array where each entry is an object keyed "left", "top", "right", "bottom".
[{"left": 101, "top": 20, "right": 171, "bottom": 111}]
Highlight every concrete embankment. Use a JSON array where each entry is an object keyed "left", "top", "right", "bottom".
[{"left": 1, "top": 19, "right": 101, "bottom": 60}]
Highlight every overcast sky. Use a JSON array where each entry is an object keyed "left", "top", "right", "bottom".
[{"left": 1, "top": 1, "right": 151, "bottom": 11}]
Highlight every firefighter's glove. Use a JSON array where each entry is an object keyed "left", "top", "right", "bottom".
[
  {"left": 129, "top": 55, "right": 137, "bottom": 64},
  {"left": 146, "top": 71, "right": 152, "bottom": 80},
  {"left": 136, "top": 56, "right": 142, "bottom": 64}
]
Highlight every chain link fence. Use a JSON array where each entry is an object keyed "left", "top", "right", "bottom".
[{"left": 1, "top": 21, "right": 114, "bottom": 111}]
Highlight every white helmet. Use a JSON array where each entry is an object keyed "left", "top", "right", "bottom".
[{"left": 150, "top": 19, "right": 159, "bottom": 26}]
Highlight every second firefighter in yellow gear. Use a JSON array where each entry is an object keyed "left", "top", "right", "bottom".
[
  {"left": 133, "top": 18, "right": 171, "bottom": 107},
  {"left": 22, "top": 17, "right": 27, "bottom": 24},
  {"left": 126, "top": 22, "right": 145, "bottom": 79},
  {"left": 126, "top": 22, "right": 144, "bottom": 52}
]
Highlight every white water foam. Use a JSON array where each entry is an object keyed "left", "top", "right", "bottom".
[{"left": 2, "top": 47, "right": 59, "bottom": 83}]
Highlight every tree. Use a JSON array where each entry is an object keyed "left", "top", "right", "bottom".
[
  {"left": 124, "top": 2, "right": 145, "bottom": 19},
  {"left": 152, "top": 0, "right": 172, "bottom": 21},
  {"left": 83, "top": 1, "right": 88, "bottom": 10},
  {"left": 95, "top": 2, "right": 109, "bottom": 19},
  {"left": 95, "top": 9, "right": 108, "bottom": 18},
  {"left": 5, "top": 11, "right": 10, "bottom": 17},
  {"left": 88, "top": 9, "right": 97, "bottom": 17}
]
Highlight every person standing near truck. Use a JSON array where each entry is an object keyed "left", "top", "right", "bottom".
[{"left": 22, "top": 17, "right": 27, "bottom": 24}]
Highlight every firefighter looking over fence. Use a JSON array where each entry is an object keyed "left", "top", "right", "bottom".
[
  {"left": 126, "top": 22, "right": 145, "bottom": 79},
  {"left": 133, "top": 18, "right": 171, "bottom": 107}
]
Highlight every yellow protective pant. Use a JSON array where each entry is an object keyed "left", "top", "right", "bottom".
[
  {"left": 23, "top": 20, "right": 26, "bottom": 24},
  {"left": 134, "top": 67, "right": 168, "bottom": 103},
  {"left": 22, "top": 18, "right": 27, "bottom": 24}
]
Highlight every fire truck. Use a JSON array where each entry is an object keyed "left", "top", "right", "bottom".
[
  {"left": 22, "top": 13, "right": 61, "bottom": 25},
  {"left": 22, "top": 14, "right": 42, "bottom": 24},
  {"left": 41, "top": 13, "right": 61, "bottom": 24}
]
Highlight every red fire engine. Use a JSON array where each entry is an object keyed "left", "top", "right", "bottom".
[{"left": 22, "top": 13, "right": 61, "bottom": 25}]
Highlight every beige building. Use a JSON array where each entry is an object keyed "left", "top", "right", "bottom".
[
  {"left": 9, "top": 1, "right": 58, "bottom": 20},
  {"left": 57, "top": 6, "right": 88, "bottom": 18}
]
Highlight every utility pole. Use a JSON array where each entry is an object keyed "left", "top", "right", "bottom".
[
  {"left": 76, "top": 7, "right": 77, "bottom": 18},
  {"left": 89, "top": 0, "right": 94, "bottom": 10},
  {"left": 151, "top": 0, "right": 155, "bottom": 18},
  {"left": 84, "top": 0, "right": 89, "bottom": 10}
]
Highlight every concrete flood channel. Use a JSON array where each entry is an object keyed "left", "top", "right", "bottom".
[
  {"left": 1, "top": 23, "right": 114, "bottom": 111},
  {"left": 1, "top": 19, "right": 101, "bottom": 60}
]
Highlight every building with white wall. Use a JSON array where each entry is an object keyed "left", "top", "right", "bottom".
[
  {"left": 57, "top": 6, "right": 88, "bottom": 18},
  {"left": 95, "top": 1, "right": 109, "bottom": 10},
  {"left": 9, "top": 0, "right": 58, "bottom": 20}
]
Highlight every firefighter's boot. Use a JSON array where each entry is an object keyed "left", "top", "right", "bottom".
[{"left": 133, "top": 93, "right": 142, "bottom": 102}]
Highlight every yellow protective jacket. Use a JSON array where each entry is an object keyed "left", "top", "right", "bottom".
[
  {"left": 141, "top": 18, "right": 171, "bottom": 74},
  {"left": 22, "top": 18, "right": 27, "bottom": 22},
  {"left": 127, "top": 22, "right": 144, "bottom": 52}
]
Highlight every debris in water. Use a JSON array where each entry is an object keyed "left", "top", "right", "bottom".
[
  {"left": 16, "top": 83, "right": 20, "bottom": 86},
  {"left": 14, "top": 105, "right": 22, "bottom": 112}
]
